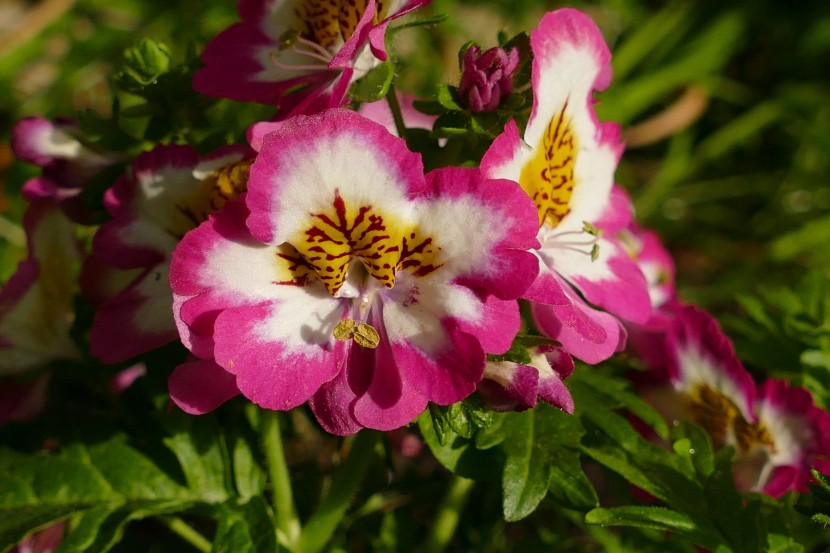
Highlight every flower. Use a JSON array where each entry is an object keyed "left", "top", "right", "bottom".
[
  {"left": 11, "top": 117, "right": 119, "bottom": 222},
  {"left": 86, "top": 144, "right": 253, "bottom": 363},
  {"left": 643, "top": 305, "right": 830, "bottom": 497},
  {"left": 458, "top": 45, "right": 519, "bottom": 112},
  {"left": 478, "top": 343, "right": 574, "bottom": 413},
  {"left": 193, "top": 0, "right": 429, "bottom": 118},
  {"left": 168, "top": 108, "right": 540, "bottom": 434},
  {"left": 0, "top": 203, "right": 81, "bottom": 374},
  {"left": 737, "top": 379, "right": 830, "bottom": 497},
  {"left": 481, "top": 9, "right": 650, "bottom": 365},
  {"left": 614, "top": 199, "right": 680, "bottom": 369}
]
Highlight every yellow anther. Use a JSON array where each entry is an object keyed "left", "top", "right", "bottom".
[
  {"left": 332, "top": 318, "right": 380, "bottom": 349},
  {"left": 353, "top": 323, "right": 380, "bottom": 349},
  {"left": 333, "top": 319, "right": 357, "bottom": 341}
]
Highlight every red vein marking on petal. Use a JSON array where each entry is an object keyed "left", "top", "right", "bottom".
[{"left": 520, "top": 99, "right": 578, "bottom": 229}]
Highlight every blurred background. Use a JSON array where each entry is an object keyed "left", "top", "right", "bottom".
[{"left": 1, "top": 0, "right": 829, "bottom": 394}]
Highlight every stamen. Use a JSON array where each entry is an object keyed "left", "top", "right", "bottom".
[
  {"left": 278, "top": 29, "right": 301, "bottom": 50},
  {"left": 543, "top": 221, "right": 603, "bottom": 261},
  {"left": 332, "top": 318, "right": 380, "bottom": 349},
  {"left": 295, "top": 36, "right": 335, "bottom": 59},
  {"left": 268, "top": 51, "right": 329, "bottom": 73}
]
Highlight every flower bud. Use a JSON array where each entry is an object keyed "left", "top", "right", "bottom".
[{"left": 458, "top": 45, "right": 519, "bottom": 112}]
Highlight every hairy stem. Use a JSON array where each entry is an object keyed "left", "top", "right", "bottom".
[
  {"left": 386, "top": 85, "right": 409, "bottom": 140},
  {"left": 262, "top": 410, "right": 301, "bottom": 549},
  {"left": 297, "top": 430, "right": 380, "bottom": 553},
  {"left": 159, "top": 516, "right": 211, "bottom": 553},
  {"left": 423, "top": 475, "right": 475, "bottom": 553}
]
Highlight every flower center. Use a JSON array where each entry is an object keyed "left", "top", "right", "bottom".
[
  {"left": 519, "top": 101, "right": 578, "bottom": 229},
  {"left": 291, "top": 189, "right": 441, "bottom": 296},
  {"left": 173, "top": 158, "right": 252, "bottom": 236},
  {"left": 685, "top": 384, "right": 740, "bottom": 449},
  {"left": 685, "top": 384, "right": 775, "bottom": 454},
  {"left": 292, "top": 0, "right": 390, "bottom": 50}
]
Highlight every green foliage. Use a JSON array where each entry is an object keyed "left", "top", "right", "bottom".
[{"left": 725, "top": 271, "right": 830, "bottom": 408}]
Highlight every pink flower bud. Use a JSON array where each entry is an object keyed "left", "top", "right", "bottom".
[{"left": 458, "top": 45, "right": 519, "bottom": 112}]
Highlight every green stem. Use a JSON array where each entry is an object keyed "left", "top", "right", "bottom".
[
  {"left": 262, "top": 410, "right": 301, "bottom": 549},
  {"left": 385, "top": 85, "right": 409, "bottom": 140},
  {"left": 297, "top": 430, "right": 380, "bottom": 553},
  {"left": 423, "top": 475, "right": 475, "bottom": 553},
  {"left": 159, "top": 516, "right": 211, "bottom": 553}
]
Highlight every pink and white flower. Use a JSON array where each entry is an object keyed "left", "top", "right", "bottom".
[
  {"left": 193, "top": 0, "right": 429, "bottom": 117},
  {"left": 615, "top": 206, "right": 680, "bottom": 369},
  {"left": 86, "top": 144, "right": 253, "bottom": 363},
  {"left": 169, "top": 108, "right": 539, "bottom": 434},
  {"left": 0, "top": 203, "right": 81, "bottom": 375},
  {"left": 11, "top": 117, "right": 119, "bottom": 222},
  {"left": 644, "top": 305, "right": 830, "bottom": 497},
  {"left": 738, "top": 379, "right": 830, "bottom": 497},
  {"left": 481, "top": 9, "right": 650, "bottom": 365}
]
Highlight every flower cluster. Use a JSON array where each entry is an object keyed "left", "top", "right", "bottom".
[{"left": 3, "top": 3, "right": 828, "bottom": 505}]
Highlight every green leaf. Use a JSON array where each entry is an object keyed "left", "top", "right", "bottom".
[
  {"left": 55, "top": 501, "right": 190, "bottom": 553},
  {"left": 212, "top": 496, "right": 277, "bottom": 553},
  {"left": 426, "top": 396, "right": 493, "bottom": 444},
  {"left": 764, "top": 534, "right": 804, "bottom": 553},
  {"left": 671, "top": 421, "right": 714, "bottom": 477},
  {"left": 703, "top": 449, "right": 746, "bottom": 551},
  {"left": 572, "top": 371, "right": 669, "bottom": 440},
  {"left": 437, "top": 85, "right": 464, "bottom": 112},
  {"left": 348, "top": 62, "right": 395, "bottom": 103},
  {"left": 162, "top": 412, "right": 232, "bottom": 504},
  {"left": 119, "top": 39, "right": 172, "bottom": 87},
  {"left": 547, "top": 450, "right": 598, "bottom": 511},
  {"left": 501, "top": 404, "right": 584, "bottom": 521},
  {"left": 584, "top": 506, "right": 721, "bottom": 548},
  {"left": 0, "top": 435, "right": 212, "bottom": 549},
  {"left": 417, "top": 412, "right": 503, "bottom": 482}
]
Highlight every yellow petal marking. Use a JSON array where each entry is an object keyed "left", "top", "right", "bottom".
[
  {"left": 519, "top": 100, "right": 578, "bottom": 229},
  {"left": 291, "top": 189, "right": 442, "bottom": 296},
  {"left": 294, "top": 0, "right": 389, "bottom": 50},
  {"left": 173, "top": 158, "right": 252, "bottom": 237},
  {"left": 685, "top": 384, "right": 775, "bottom": 453}
]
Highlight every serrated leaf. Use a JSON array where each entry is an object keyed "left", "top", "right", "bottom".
[
  {"left": 671, "top": 421, "right": 714, "bottom": 477},
  {"left": 120, "top": 39, "right": 172, "bottom": 87},
  {"left": 162, "top": 412, "right": 232, "bottom": 504},
  {"left": 54, "top": 500, "right": 190, "bottom": 553},
  {"left": 703, "top": 449, "right": 746, "bottom": 551},
  {"left": 547, "top": 450, "right": 598, "bottom": 511},
  {"left": 212, "top": 496, "right": 277, "bottom": 553},
  {"left": 501, "top": 404, "right": 583, "bottom": 521},
  {"left": 573, "top": 371, "right": 669, "bottom": 440},
  {"left": 417, "top": 412, "right": 502, "bottom": 481},
  {"left": 809, "top": 513, "right": 830, "bottom": 527},
  {"left": 0, "top": 435, "right": 211, "bottom": 549},
  {"left": 765, "top": 534, "right": 804, "bottom": 553}
]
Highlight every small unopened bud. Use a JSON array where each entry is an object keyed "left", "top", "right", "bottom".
[{"left": 458, "top": 45, "right": 519, "bottom": 113}]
